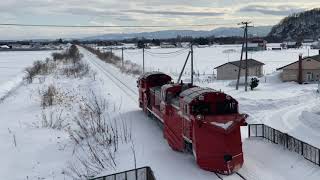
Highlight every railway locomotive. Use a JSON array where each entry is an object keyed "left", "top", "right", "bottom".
[{"left": 137, "top": 72, "right": 248, "bottom": 175}]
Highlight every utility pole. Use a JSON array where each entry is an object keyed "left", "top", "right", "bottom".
[
  {"left": 245, "top": 25, "right": 248, "bottom": 91},
  {"left": 121, "top": 47, "right": 124, "bottom": 68},
  {"left": 241, "top": 22, "right": 252, "bottom": 91},
  {"left": 236, "top": 29, "right": 246, "bottom": 90},
  {"left": 110, "top": 47, "right": 113, "bottom": 59},
  {"left": 177, "top": 51, "right": 191, "bottom": 83},
  {"left": 190, "top": 44, "right": 194, "bottom": 85},
  {"left": 142, "top": 47, "right": 145, "bottom": 73}
]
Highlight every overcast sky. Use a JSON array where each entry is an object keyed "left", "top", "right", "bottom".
[{"left": 0, "top": 0, "right": 317, "bottom": 40}]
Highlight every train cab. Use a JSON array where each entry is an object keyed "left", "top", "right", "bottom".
[
  {"left": 137, "top": 72, "right": 171, "bottom": 113},
  {"left": 179, "top": 87, "right": 247, "bottom": 175}
]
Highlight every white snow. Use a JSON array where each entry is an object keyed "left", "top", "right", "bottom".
[
  {"left": 210, "top": 121, "right": 233, "bottom": 130},
  {"left": 113, "top": 44, "right": 320, "bottom": 77},
  {"left": 0, "top": 51, "right": 56, "bottom": 99}
]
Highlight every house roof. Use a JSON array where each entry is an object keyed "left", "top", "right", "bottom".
[
  {"left": 214, "top": 59, "right": 265, "bottom": 69},
  {"left": 276, "top": 55, "right": 320, "bottom": 70}
]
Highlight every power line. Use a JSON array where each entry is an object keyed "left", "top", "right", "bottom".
[
  {"left": 145, "top": 48, "right": 188, "bottom": 54},
  {"left": 0, "top": 23, "right": 238, "bottom": 28}
]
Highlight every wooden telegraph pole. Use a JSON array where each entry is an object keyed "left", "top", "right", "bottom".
[
  {"left": 236, "top": 21, "right": 252, "bottom": 91},
  {"left": 142, "top": 47, "right": 145, "bottom": 73},
  {"left": 236, "top": 29, "right": 246, "bottom": 90},
  {"left": 121, "top": 47, "right": 124, "bottom": 68},
  {"left": 190, "top": 44, "right": 194, "bottom": 85}
]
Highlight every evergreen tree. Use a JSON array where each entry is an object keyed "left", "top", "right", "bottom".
[{"left": 250, "top": 77, "right": 259, "bottom": 90}]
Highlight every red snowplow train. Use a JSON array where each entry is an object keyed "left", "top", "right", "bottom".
[{"left": 137, "top": 72, "right": 247, "bottom": 175}]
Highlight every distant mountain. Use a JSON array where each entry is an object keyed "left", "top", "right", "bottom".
[
  {"left": 84, "top": 26, "right": 272, "bottom": 41},
  {"left": 268, "top": 8, "right": 320, "bottom": 41}
]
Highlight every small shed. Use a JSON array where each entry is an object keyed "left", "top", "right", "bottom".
[{"left": 214, "top": 59, "right": 265, "bottom": 80}]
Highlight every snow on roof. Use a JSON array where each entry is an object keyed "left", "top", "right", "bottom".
[
  {"left": 210, "top": 121, "right": 233, "bottom": 130},
  {"left": 0, "top": 45, "right": 10, "bottom": 49},
  {"left": 180, "top": 87, "right": 219, "bottom": 104},
  {"left": 214, "top": 59, "right": 265, "bottom": 69},
  {"left": 138, "top": 71, "right": 167, "bottom": 80}
]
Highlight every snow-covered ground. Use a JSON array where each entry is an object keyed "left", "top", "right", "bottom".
[
  {"left": 0, "top": 47, "right": 320, "bottom": 180},
  {"left": 0, "top": 51, "right": 56, "bottom": 99},
  {"left": 113, "top": 45, "right": 319, "bottom": 76}
]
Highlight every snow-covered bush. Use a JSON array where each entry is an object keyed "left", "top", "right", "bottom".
[
  {"left": 67, "top": 93, "right": 132, "bottom": 179},
  {"left": 83, "top": 45, "right": 143, "bottom": 76},
  {"left": 40, "top": 110, "right": 68, "bottom": 130},
  {"left": 40, "top": 85, "right": 58, "bottom": 108},
  {"left": 62, "top": 62, "right": 90, "bottom": 78},
  {"left": 119, "top": 60, "right": 142, "bottom": 75},
  {"left": 24, "top": 58, "right": 56, "bottom": 83}
]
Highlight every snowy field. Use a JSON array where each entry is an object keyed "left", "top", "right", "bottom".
[
  {"left": 113, "top": 44, "right": 319, "bottom": 76},
  {"left": 0, "top": 51, "right": 56, "bottom": 99}
]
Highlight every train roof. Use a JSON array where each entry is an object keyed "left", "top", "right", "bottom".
[
  {"left": 138, "top": 71, "right": 171, "bottom": 80},
  {"left": 180, "top": 87, "right": 219, "bottom": 104}
]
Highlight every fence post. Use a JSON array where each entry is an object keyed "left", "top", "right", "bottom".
[
  {"left": 248, "top": 124, "right": 251, "bottom": 137},
  {"left": 318, "top": 149, "right": 320, "bottom": 166},
  {"left": 255, "top": 125, "right": 257, "bottom": 136},
  {"left": 262, "top": 124, "right": 264, "bottom": 138},
  {"left": 273, "top": 129, "right": 275, "bottom": 143},
  {"left": 301, "top": 141, "right": 304, "bottom": 156}
]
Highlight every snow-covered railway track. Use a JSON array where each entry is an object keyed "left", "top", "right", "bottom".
[
  {"left": 215, "top": 172, "right": 247, "bottom": 180},
  {"left": 85, "top": 51, "right": 138, "bottom": 103}
]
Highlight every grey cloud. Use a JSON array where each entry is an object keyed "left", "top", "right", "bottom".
[
  {"left": 126, "top": 10, "right": 225, "bottom": 16},
  {"left": 239, "top": 5, "right": 305, "bottom": 16}
]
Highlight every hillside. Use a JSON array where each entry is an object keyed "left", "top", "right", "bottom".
[
  {"left": 84, "top": 26, "right": 272, "bottom": 40},
  {"left": 268, "top": 8, "right": 320, "bottom": 41}
]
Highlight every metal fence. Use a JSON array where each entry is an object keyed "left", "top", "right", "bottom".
[
  {"left": 90, "top": 167, "right": 156, "bottom": 180},
  {"left": 248, "top": 124, "right": 320, "bottom": 166}
]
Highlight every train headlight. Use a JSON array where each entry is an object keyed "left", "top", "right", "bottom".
[{"left": 196, "top": 114, "right": 203, "bottom": 120}]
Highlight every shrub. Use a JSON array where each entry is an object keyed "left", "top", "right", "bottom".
[
  {"left": 62, "top": 62, "right": 90, "bottom": 78},
  {"left": 24, "top": 59, "right": 56, "bottom": 83},
  {"left": 67, "top": 93, "right": 132, "bottom": 179},
  {"left": 250, "top": 77, "right": 260, "bottom": 90},
  {"left": 41, "top": 110, "right": 68, "bottom": 130},
  {"left": 41, "top": 85, "right": 58, "bottom": 108}
]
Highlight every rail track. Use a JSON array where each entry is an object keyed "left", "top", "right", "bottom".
[
  {"left": 84, "top": 50, "right": 138, "bottom": 103},
  {"left": 83, "top": 49, "right": 249, "bottom": 180}
]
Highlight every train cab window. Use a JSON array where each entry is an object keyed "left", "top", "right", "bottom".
[
  {"left": 184, "top": 104, "right": 188, "bottom": 115},
  {"left": 192, "top": 103, "right": 211, "bottom": 115},
  {"left": 216, "top": 100, "right": 237, "bottom": 114}
]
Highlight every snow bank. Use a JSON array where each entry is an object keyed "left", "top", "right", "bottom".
[
  {"left": 228, "top": 76, "right": 257, "bottom": 86},
  {"left": 262, "top": 71, "right": 282, "bottom": 84},
  {"left": 300, "top": 111, "right": 320, "bottom": 129},
  {"left": 0, "top": 73, "right": 25, "bottom": 101}
]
